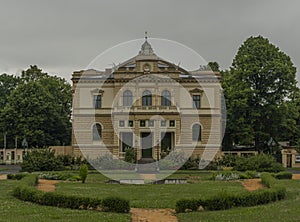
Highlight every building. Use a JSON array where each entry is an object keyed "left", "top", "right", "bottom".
[{"left": 71, "top": 37, "right": 223, "bottom": 166}]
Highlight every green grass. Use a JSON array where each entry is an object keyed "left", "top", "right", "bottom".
[
  {"left": 2, "top": 170, "right": 300, "bottom": 221},
  {"left": 0, "top": 180, "right": 130, "bottom": 222},
  {"left": 55, "top": 172, "right": 246, "bottom": 208},
  {"left": 177, "top": 179, "right": 300, "bottom": 222}
]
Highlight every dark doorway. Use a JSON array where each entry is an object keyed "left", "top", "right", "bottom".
[
  {"left": 141, "top": 132, "right": 153, "bottom": 158},
  {"left": 161, "top": 132, "right": 173, "bottom": 153}
]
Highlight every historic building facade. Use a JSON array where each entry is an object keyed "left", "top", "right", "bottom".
[{"left": 71, "top": 38, "right": 222, "bottom": 163}]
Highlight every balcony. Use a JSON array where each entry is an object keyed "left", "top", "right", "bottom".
[{"left": 113, "top": 105, "right": 179, "bottom": 113}]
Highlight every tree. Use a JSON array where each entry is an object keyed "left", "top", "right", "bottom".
[
  {"left": 1, "top": 65, "right": 72, "bottom": 147},
  {"left": 223, "top": 36, "right": 298, "bottom": 152},
  {"left": 0, "top": 74, "right": 20, "bottom": 147},
  {"left": 208, "top": 61, "right": 220, "bottom": 72}
]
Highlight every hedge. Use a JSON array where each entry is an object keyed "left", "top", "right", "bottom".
[
  {"left": 12, "top": 174, "right": 130, "bottom": 213},
  {"left": 176, "top": 173, "right": 286, "bottom": 213}
]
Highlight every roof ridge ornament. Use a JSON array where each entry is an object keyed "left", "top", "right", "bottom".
[{"left": 139, "top": 31, "right": 155, "bottom": 56}]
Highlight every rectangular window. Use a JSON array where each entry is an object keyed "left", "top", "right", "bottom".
[
  {"left": 0, "top": 151, "right": 3, "bottom": 160},
  {"left": 121, "top": 132, "right": 133, "bottom": 152},
  {"left": 119, "top": 120, "right": 125, "bottom": 127},
  {"left": 169, "top": 120, "right": 175, "bottom": 127},
  {"left": 149, "top": 120, "right": 154, "bottom": 127},
  {"left": 140, "top": 120, "right": 146, "bottom": 127},
  {"left": 94, "top": 95, "right": 102, "bottom": 109},
  {"left": 161, "top": 120, "right": 166, "bottom": 127},
  {"left": 193, "top": 95, "right": 201, "bottom": 109},
  {"left": 11, "top": 151, "right": 15, "bottom": 160},
  {"left": 128, "top": 120, "right": 134, "bottom": 127}
]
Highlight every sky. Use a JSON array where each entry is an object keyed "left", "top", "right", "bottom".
[{"left": 0, "top": 0, "right": 299, "bottom": 85}]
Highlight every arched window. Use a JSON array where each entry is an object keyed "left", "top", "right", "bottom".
[
  {"left": 192, "top": 124, "right": 201, "bottom": 141},
  {"left": 142, "top": 90, "right": 152, "bottom": 106},
  {"left": 161, "top": 90, "right": 171, "bottom": 106},
  {"left": 92, "top": 123, "right": 102, "bottom": 141},
  {"left": 123, "top": 90, "right": 132, "bottom": 107}
]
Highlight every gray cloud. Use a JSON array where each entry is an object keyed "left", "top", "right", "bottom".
[{"left": 0, "top": 0, "right": 299, "bottom": 85}]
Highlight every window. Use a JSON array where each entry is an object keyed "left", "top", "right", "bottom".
[
  {"left": 140, "top": 120, "right": 146, "bottom": 127},
  {"left": 123, "top": 90, "right": 133, "bottom": 107},
  {"left": 93, "top": 123, "right": 102, "bottom": 141},
  {"left": 0, "top": 151, "right": 3, "bottom": 160},
  {"left": 121, "top": 132, "right": 133, "bottom": 152},
  {"left": 128, "top": 120, "right": 134, "bottom": 127},
  {"left": 142, "top": 90, "right": 152, "bottom": 106},
  {"left": 11, "top": 151, "right": 15, "bottom": 160},
  {"left": 149, "top": 120, "right": 154, "bottom": 127},
  {"left": 169, "top": 120, "right": 175, "bottom": 127},
  {"left": 119, "top": 120, "right": 125, "bottom": 127},
  {"left": 161, "top": 90, "right": 171, "bottom": 106},
  {"left": 193, "top": 95, "right": 201, "bottom": 109},
  {"left": 161, "top": 120, "right": 166, "bottom": 127},
  {"left": 192, "top": 124, "right": 201, "bottom": 141},
  {"left": 94, "top": 95, "right": 102, "bottom": 109}
]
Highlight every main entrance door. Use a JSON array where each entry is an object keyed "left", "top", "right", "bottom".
[{"left": 141, "top": 132, "right": 153, "bottom": 158}]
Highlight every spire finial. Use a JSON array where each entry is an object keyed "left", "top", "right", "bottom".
[{"left": 145, "top": 31, "right": 148, "bottom": 41}]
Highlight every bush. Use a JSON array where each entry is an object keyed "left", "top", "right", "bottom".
[
  {"left": 12, "top": 174, "right": 130, "bottom": 213},
  {"left": 102, "top": 197, "right": 130, "bottom": 213},
  {"left": 233, "top": 154, "right": 284, "bottom": 172},
  {"left": 175, "top": 199, "right": 199, "bottom": 213},
  {"left": 124, "top": 147, "right": 136, "bottom": 164},
  {"left": 274, "top": 171, "right": 292, "bottom": 180},
  {"left": 79, "top": 164, "right": 88, "bottom": 183},
  {"left": 21, "top": 148, "right": 64, "bottom": 172},
  {"left": 7, "top": 173, "right": 28, "bottom": 180},
  {"left": 176, "top": 172, "right": 286, "bottom": 213}
]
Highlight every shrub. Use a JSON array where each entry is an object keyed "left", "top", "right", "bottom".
[
  {"left": 102, "top": 197, "right": 130, "bottom": 213},
  {"left": 274, "top": 171, "right": 292, "bottom": 180},
  {"left": 176, "top": 172, "right": 286, "bottom": 213},
  {"left": 124, "top": 147, "right": 136, "bottom": 163},
  {"left": 21, "top": 148, "right": 64, "bottom": 172},
  {"left": 233, "top": 154, "right": 284, "bottom": 172},
  {"left": 79, "top": 164, "right": 88, "bottom": 183},
  {"left": 7, "top": 173, "right": 28, "bottom": 180},
  {"left": 176, "top": 199, "right": 199, "bottom": 213},
  {"left": 12, "top": 174, "right": 130, "bottom": 213}
]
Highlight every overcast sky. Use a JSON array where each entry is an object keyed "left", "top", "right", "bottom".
[{"left": 0, "top": 0, "right": 299, "bottom": 84}]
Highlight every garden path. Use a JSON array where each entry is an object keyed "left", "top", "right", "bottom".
[
  {"left": 292, "top": 174, "right": 300, "bottom": 180},
  {"left": 0, "top": 174, "right": 7, "bottom": 180},
  {"left": 36, "top": 179, "right": 59, "bottom": 192},
  {"left": 130, "top": 208, "right": 178, "bottom": 222},
  {"left": 241, "top": 178, "right": 264, "bottom": 191}
]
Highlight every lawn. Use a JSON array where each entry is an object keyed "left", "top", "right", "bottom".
[
  {"left": 55, "top": 172, "right": 247, "bottom": 208},
  {"left": 177, "top": 179, "right": 300, "bottom": 222},
  {"left": 0, "top": 179, "right": 130, "bottom": 222},
  {"left": 1, "top": 170, "right": 300, "bottom": 221}
]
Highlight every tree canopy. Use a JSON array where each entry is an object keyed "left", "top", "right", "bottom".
[
  {"left": 222, "top": 36, "right": 299, "bottom": 152},
  {"left": 0, "top": 65, "right": 72, "bottom": 148}
]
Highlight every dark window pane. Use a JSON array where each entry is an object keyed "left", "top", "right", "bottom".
[
  {"left": 193, "top": 95, "right": 200, "bottom": 109},
  {"left": 123, "top": 90, "right": 133, "bottom": 107},
  {"left": 93, "top": 124, "right": 102, "bottom": 141},
  {"left": 142, "top": 90, "right": 152, "bottom": 106},
  {"left": 94, "top": 95, "right": 101, "bottom": 109},
  {"left": 192, "top": 124, "right": 201, "bottom": 141},
  {"left": 161, "top": 90, "right": 171, "bottom": 106}
]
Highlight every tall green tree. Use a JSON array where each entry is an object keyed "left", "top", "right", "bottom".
[
  {"left": 1, "top": 65, "right": 72, "bottom": 147},
  {"left": 0, "top": 74, "right": 20, "bottom": 147},
  {"left": 223, "top": 36, "right": 298, "bottom": 152}
]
